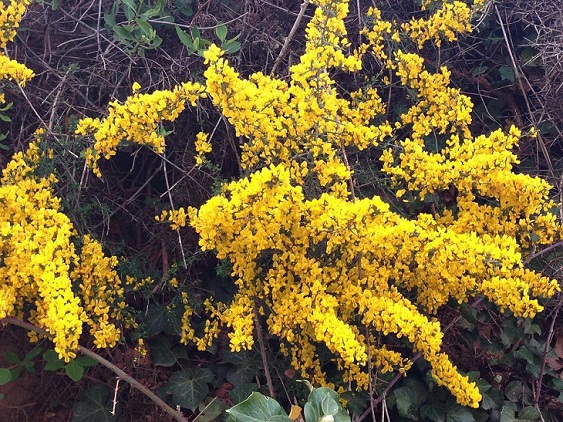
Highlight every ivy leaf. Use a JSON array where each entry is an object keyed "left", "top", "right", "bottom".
[
  {"left": 72, "top": 384, "right": 117, "bottom": 422},
  {"left": 304, "top": 387, "right": 350, "bottom": 422},
  {"left": 165, "top": 368, "right": 214, "bottom": 411},
  {"left": 500, "top": 401, "right": 518, "bottom": 422},
  {"left": 142, "top": 304, "right": 168, "bottom": 337},
  {"left": 420, "top": 403, "right": 447, "bottom": 422},
  {"left": 151, "top": 338, "right": 178, "bottom": 367},
  {"left": 498, "top": 66, "right": 515, "bottom": 82},
  {"left": 481, "top": 387, "right": 503, "bottom": 411},
  {"left": 518, "top": 406, "right": 540, "bottom": 421},
  {"left": 446, "top": 404, "right": 475, "bottom": 422},
  {"left": 163, "top": 304, "right": 185, "bottom": 336},
  {"left": 197, "top": 397, "right": 225, "bottom": 422},
  {"left": 393, "top": 379, "right": 428, "bottom": 418},
  {"left": 226, "top": 392, "right": 291, "bottom": 422},
  {"left": 504, "top": 381, "right": 523, "bottom": 403},
  {"left": 65, "top": 360, "right": 85, "bottom": 381},
  {"left": 229, "top": 383, "right": 258, "bottom": 404},
  {"left": 223, "top": 349, "right": 261, "bottom": 386}
]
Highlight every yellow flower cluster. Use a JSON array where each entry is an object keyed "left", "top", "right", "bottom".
[
  {"left": 71, "top": 235, "right": 132, "bottom": 348},
  {"left": 95, "top": 0, "right": 558, "bottom": 409},
  {"left": 0, "top": 0, "right": 30, "bottom": 48},
  {"left": 0, "top": 139, "right": 133, "bottom": 361},
  {"left": 393, "top": 50, "right": 473, "bottom": 140},
  {"left": 402, "top": 1, "right": 473, "bottom": 49},
  {"left": 194, "top": 131, "right": 211, "bottom": 166},
  {"left": 0, "top": 0, "right": 34, "bottom": 105},
  {"left": 76, "top": 82, "right": 206, "bottom": 177}
]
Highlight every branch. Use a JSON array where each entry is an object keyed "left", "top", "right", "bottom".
[{"left": 1, "top": 317, "right": 187, "bottom": 422}]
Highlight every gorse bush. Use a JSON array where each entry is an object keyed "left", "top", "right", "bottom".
[
  {"left": 0, "top": 0, "right": 137, "bottom": 362},
  {"left": 1, "top": 0, "right": 561, "bottom": 417}
]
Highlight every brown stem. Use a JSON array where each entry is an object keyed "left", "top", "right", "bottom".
[
  {"left": 253, "top": 305, "right": 276, "bottom": 398},
  {"left": 1, "top": 317, "right": 187, "bottom": 422},
  {"left": 270, "top": 0, "right": 310, "bottom": 75}
]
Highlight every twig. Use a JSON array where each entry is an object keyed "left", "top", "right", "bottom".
[
  {"left": 494, "top": 4, "right": 556, "bottom": 181},
  {"left": 524, "top": 241, "right": 563, "bottom": 264},
  {"left": 253, "top": 305, "right": 276, "bottom": 398},
  {"left": 535, "top": 295, "right": 561, "bottom": 408},
  {"left": 270, "top": 0, "right": 310, "bottom": 75},
  {"left": 2, "top": 317, "right": 188, "bottom": 422},
  {"left": 162, "top": 151, "right": 188, "bottom": 269}
]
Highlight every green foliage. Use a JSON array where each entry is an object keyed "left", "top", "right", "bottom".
[
  {"left": 104, "top": 0, "right": 167, "bottom": 56},
  {"left": 175, "top": 23, "right": 240, "bottom": 56},
  {"left": 105, "top": 0, "right": 239, "bottom": 57},
  {"left": 72, "top": 384, "right": 118, "bottom": 422},
  {"left": 0, "top": 346, "right": 42, "bottom": 397},
  {"left": 43, "top": 350, "right": 98, "bottom": 381},
  {"left": 227, "top": 386, "right": 350, "bottom": 422},
  {"left": 163, "top": 367, "right": 214, "bottom": 411}
]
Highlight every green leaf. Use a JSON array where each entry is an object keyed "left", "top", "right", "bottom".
[
  {"left": 225, "top": 351, "right": 261, "bottom": 386},
  {"left": 197, "top": 397, "right": 224, "bottom": 422},
  {"left": 0, "top": 114, "right": 11, "bottom": 122},
  {"left": 340, "top": 391, "right": 369, "bottom": 418},
  {"left": 446, "top": 405, "right": 475, "bottom": 422},
  {"left": 215, "top": 23, "right": 227, "bottom": 43},
  {"left": 136, "top": 18, "right": 154, "bottom": 37},
  {"left": 460, "top": 303, "right": 477, "bottom": 324},
  {"left": 498, "top": 66, "right": 515, "bottom": 82},
  {"left": 504, "top": 381, "right": 523, "bottom": 403},
  {"left": 104, "top": 12, "right": 117, "bottom": 27},
  {"left": 43, "top": 349, "right": 65, "bottom": 371},
  {"left": 222, "top": 40, "right": 241, "bottom": 55},
  {"left": 24, "top": 346, "right": 43, "bottom": 361},
  {"left": 176, "top": 26, "right": 195, "bottom": 51},
  {"left": 518, "top": 406, "right": 540, "bottom": 421},
  {"left": 66, "top": 360, "right": 85, "bottom": 381},
  {"left": 226, "top": 392, "right": 291, "bottom": 422},
  {"left": 420, "top": 403, "right": 447, "bottom": 422},
  {"left": 0, "top": 368, "right": 13, "bottom": 385},
  {"left": 0, "top": 101, "right": 13, "bottom": 112},
  {"left": 304, "top": 388, "right": 350, "bottom": 422},
  {"left": 151, "top": 337, "right": 185, "bottom": 367},
  {"left": 165, "top": 368, "right": 214, "bottom": 410},
  {"left": 500, "top": 401, "right": 517, "bottom": 422},
  {"left": 163, "top": 303, "right": 185, "bottom": 336},
  {"left": 5, "top": 351, "right": 21, "bottom": 364},
  {"left": 142, "top": 304, "right": 168, "bottom": 337},
  {"left": 393, "top": 379, "right": 428, "bottom": 418},
  {"left": 481, "top": 387, "right": 503, "bottom": 411},
  {"left": 229, "top": 383, "right": 258, "bottom": 404},
  {"left": 75, "top": 355, "right": 98, "bottom": 368},
  {"left": 112, "top": 25, "right": 136, "bottom": 42},
  {"left": 72, "top": 384, "right": 117, "bottom": 422}
]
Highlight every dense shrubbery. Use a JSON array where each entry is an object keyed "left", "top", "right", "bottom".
[{"left": 1, "top": 0, "right": 563, "bottom": 421}]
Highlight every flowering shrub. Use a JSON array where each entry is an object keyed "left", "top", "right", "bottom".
[
  {"left": 0, "top": 0, "right": 134, "bottom": 362},
  {"left": 76, "top": 0, "right": 559, "bottom": 410}
]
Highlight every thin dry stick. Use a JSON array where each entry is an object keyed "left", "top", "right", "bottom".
[
  {"left": 2, "top": 317, "right": 187, "bottom": 422},
  {"left": 494, "top": 4, "right": 555, "bottom": 181},
  {"left": 162, "top": 153, "right": 188, "bottom": 269},
  {"left": 253, "top": 305, "right": 276, "bottom": 398},
  {"left": 270, "top": 0, "right": 310, "bottom": 75},
  {"left": 535, "top": 295, "right": 561, "bottom": 407}
]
